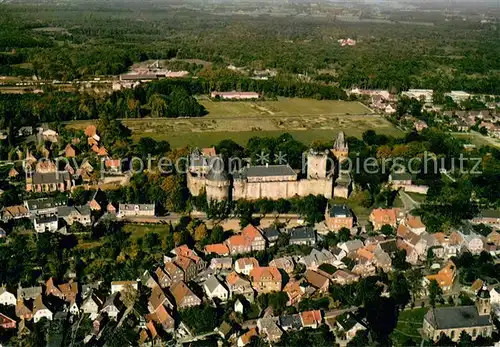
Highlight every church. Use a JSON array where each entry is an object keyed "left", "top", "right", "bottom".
[{"left": 423, "top": 285, "right": 495, "bottom": 341}]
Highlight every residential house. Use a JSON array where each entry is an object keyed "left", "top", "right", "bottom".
[
  {"left": 425, "top": 260, "right": 457, "bottom": 292},
  {"left": 34, "top": 215, "right": 58, "bottom": 233},
  {"left": 460, "top": 230, "right": 485, "bottom": 255},
  {"left": 487, "top": 231, "right": 500, "bottom": 246},
  {"left": 204, "top": 243, "right": 230, "bottom": 256},
  {"left": 118, "top": 204, "right": 155, "bottom": 217},
  {"left": 369, "top": 208, "right": 400, "bottom": 230},
  {"left": 58, "top": 205, "right": 92, "bottom": 226},
  {"left": 210, "top": 257, "right": 233, "bottom": 271},
  {"left": 85, "top": 125, "right": 97, "bottom": 137},
  {"left": 338, "top": 239, "right": 364, "bottom": 255},
  {"left": 305, "top": 270, "right": 329, "bottom": 293},
  {"left": 2, "top": 204, "right": 29, "bottom": 221},
  {"left": 24, "top": 197, "right": 64, "bottom": 216},
  {"left": 203, "top": 275, "right": 229, "bottom": 302},
  {"left": 170, "top": 281, "right": 201, "bottom": 309},
  {"left": 145, "top": 305, "right": 175, "bottom": 333},
  {"left": 235, "top": 299, "right": 244, "bottom": 314},
  {"left": 88, "top": 189, "right": 108, "bottom": 211},
  {"left": 174, "top": 256, "right": 197, "bottom": 282},
  {"left": 154, "top": 267, "right": 172, "bottom": 288},
  {"left": 0, "top": 313, "right": 16, "bottom": 329},
  {"left": 289, "top": 227, "right": 316, "bottom": 246},
  {"left": 269, "top": 256, "right": 295, "bottom": 274},
  {"left": 101, "top": 292, "right": 123, "bottom": 320},
  {"left": 172, "top": 245, "right": 206, "bottom": 274},
  {"left": 225, "top": 224, "right": 266, "bottom": 255},
  {"left": 148, "top": 285, "right": 174, "bottom": 313},
  {"left": 406, "top": 215, "right": 426, "bottom": 234},
  {"left": 262, "top": 227, "right": 280, "bottom": 246},
  {"left": 283, "top": 279, "right": 305, "bottom": 306},
  {"left": 81, "top": 291, "right": 103, "bottom": 318},
  {"left": 389, "top": 172, "right": 412, "bottom": 187},
  {"left": 332, "top": 270, "right": 360, "bottom": 285},
  {"left": 336, "top": 314, "right": 366, "bottom": 343},
  {"left": 164, "top": 262, "right": 184, "bottom": 284},
  {"left": 300, "top": 310, "right": 322, "bottom": 329},
  {"left": 226, "top": 272, "right": 254, "bottom": 302},
  {"left": 111, "top": 281, "right": 138, "bottom": 294},
  {"left": 0, "top": 287, "right": 16, "bottom": 306},
  {"left": 279, "top": 314, "right": 303, "bottom": 331},
  {"left": 249, "top": 267, "right": 282, "bottom": 294},
  {"left": 15, "top": 299, "right": 33, "bottom": 320},
  {"left": 237, "top": 328, "right": 258, "bottom": 347},
  {"left": 64, "top": 144, "right": 77, "bottom": 158},
  {"left": 235, "top": 257, "right": 259, "bottom": 275},
  {"left": 257, "top": 317, "right": 283, "bottom": 343},
  {"left": 105, "top": 159, "right": 121, "bottom": 174},
  {"left": 324, "top": 204, "right": 354, "bottom": 231},
  {"left": 300, "top": 249, "right": 337, "bottom": 270},
  {"left": 107, "top": 203, "right": 117, "bottom": 214},
  {"left": 45, "top": 278, "right": 78, "bottom": 302},
  {"left": 33, "top": 295, "right": 53, "bottom": 323}
]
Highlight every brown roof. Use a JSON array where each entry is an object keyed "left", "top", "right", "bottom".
[
  {"left": 175, "top": 256, "right": 195, "bottom": 272},
  {"left": 236, "top": 257, "right": 259, "bottom": 269},
  {"left": 97, "top": 147, "right": 108, "bottom": 156},
  {"left": 426, "top": 260, "right": 456, "bottom": 288},
  {"left": 88, "top": 137, "right": 98, "bottom": 146},
  {"left": 407, "top": 215, "right": 425, "bottom": 229},
  {"left": 202, "top": 147, "right": 217, "bottom": 157},
  {"left": 370, "top": 208, "right": 399, "bottom": 224},
  {"left": 170, "top": 281, "right": 197, "bottom": 306},
  {"left": 3, "top": 205, "right": 28, "bottom": 218},
  {"left": 242, "top": 224, "right": 262, "bottom": 241},
  {"left": 226, "top": 271, "right": 248, "bottom": 286},
  {"left": 164, "top": 262, "right": 182, "bottom": 278},
  {"left": 305, "top": 270, "right": 329, "bottom": 289},
  {"left": 149, "top": 285, "right": 167, "bottom": 311},
  {"left": 239, "top": 328, "right": 258, "bottom": 345},
  {"left": 249, "top": 266, "right": 282, "bottom": 283}
]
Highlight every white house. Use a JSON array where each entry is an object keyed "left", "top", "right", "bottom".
[
  {"left": 34, "top": 215, "right": 58, "bottom": 233},
  {"left": 235, "top": 257, "right": 259, "bottom": 276},
  {"left": 203, "top": 276, "right": 229, "bottom": 302},
  {"left": 0, "top": 287, "right": 16, "bottom": 306},
  {"left": 110, "top": 281, "right": 138, "bottom": 294},
  {"left": 81, "top": 292, "right": 103, "bottom": 319},
  {"left": 33, "top": 296, "right": 53, "bottom": 323},
  {"left": 337, "top": 315, "right": 366, "bottom": 343},
  {"left": 235, "top": 299, "right": 244, "bottom": 314},
  {"left": 69, "top": 301, "right": 80, "bottom": 315}
]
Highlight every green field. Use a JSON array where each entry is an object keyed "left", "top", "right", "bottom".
[
  {"left": 68, "top": 98, "right": 401, "bottom": 148},
  {"left": 453, "top": 132, "right": 500, "bottom": 149},
  {"left": 123, "top": 223, "right": 172, "bottom": 239},
  {"left": 391, "top": 308, "right": 428, "bottom": 346}
]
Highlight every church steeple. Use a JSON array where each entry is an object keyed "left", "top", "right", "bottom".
[{"left": 476, "top": 284, "right": 491, "bottom": 316}]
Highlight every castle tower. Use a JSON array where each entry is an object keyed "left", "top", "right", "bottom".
[
  {"left": 476, "top": 285, "right": 491, "bottom": 316},
  {"left": 205, "top": 160, "right": 231, "bottom": 201},
  {"left": 332, "top": 131, "right": 349, "bottom": 162},
  {"left": 307, "top": 149, "right": 329, "bottom": 179}
]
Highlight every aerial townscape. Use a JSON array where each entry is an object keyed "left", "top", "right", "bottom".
[{"left": 0, "top": 0, "right": 500, "bottom": 346}]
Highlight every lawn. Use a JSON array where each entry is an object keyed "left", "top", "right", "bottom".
[
  {"left": 391, "top": 307, "right": 428, "bottom": 346},
  {"left": 123, "top": 223, "right": 172, "bottom": 239},
  {"left": 406, "top": 192, "right": 427, "bottom": 203},
  {"left": 67, "top": 98, "right": 401, "bottom": 148},
  {"left": 453, "top": 132, "right": 500, "bottom": 149}
]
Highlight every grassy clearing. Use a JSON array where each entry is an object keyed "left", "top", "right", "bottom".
[
  {"left": 391, "top": 308, "right": 427, "bottom": 346},
  {"left": 453, "top": 132, "right": 500, "bottom": 149},
  {"left": 67, "top": 98, "right": 401, "bottom": 148},
  {"left": 123, "top": 223, "right": 172, "bottom": 239},
  {"left": 406, "top": 192, "right": 427, "bottom": 203}
]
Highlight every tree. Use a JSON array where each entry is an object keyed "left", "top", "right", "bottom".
[
  {"left": 405, "top": 268, "right": 424, "bottom": 303},
  {"left": 380, "top": 224, "right": 394, "bottom": 236},
  {"left": 338, "top": 227, "right": 351, "bottom": 242},
  {"left": 390, "top": 271, "right": 411, "bottom": 309},
  {"left": 428, "top": 279, "right": 443, "bottom": 308},
  {"left": 193, "top": 223, "right": 208, "bottom": 242},
  {"left": 268, "top": 291, "right": 288, "bottom": 314}
]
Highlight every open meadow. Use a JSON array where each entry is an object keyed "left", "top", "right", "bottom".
[{"left": 68, "top": 98, "right": 402, "bottom": 148}]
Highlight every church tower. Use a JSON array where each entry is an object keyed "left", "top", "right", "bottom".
[
  {"left": 332, "top": 131, "right": 349, "bottom": 162},
  {"left": 476, "top": 284, "right": 491, "bottom": 316}
]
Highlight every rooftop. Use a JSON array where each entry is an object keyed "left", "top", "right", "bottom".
[
  {"left": 425, "top": 306, "right": 491, "bottom": 330},
  {"left": 239, "top": 165, "right": 296, "bottom": 178},
  {"left": 328, "top": 204, "right": 353, "bottom": 218}
]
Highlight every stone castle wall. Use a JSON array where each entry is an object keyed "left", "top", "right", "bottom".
[
  {"left": 232, "top": 178, "right": 332, "bottom": 200},
  {"left": 187, "top": 174, "right": 206, "bottom": 196}
]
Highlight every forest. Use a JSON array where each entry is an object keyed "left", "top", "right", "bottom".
[{"left": 0, "top": 2, "right": 500, "bottom": 93}]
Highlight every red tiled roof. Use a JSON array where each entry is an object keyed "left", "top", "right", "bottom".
[
  {"left": 301, "top": 310, "right": 322, "bottom": 326},
  {"left": 204, "top": 243, "right": 230, "bottom": 255},
  {"left": 249, "top": 266, "right": 281, "bottom": 283}
]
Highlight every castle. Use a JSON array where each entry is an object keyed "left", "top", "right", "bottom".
[{"left": 188, "top": 135, "right": 350, "bottom": 202}]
